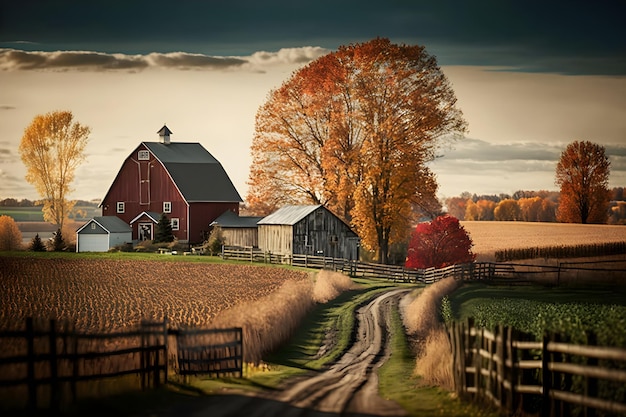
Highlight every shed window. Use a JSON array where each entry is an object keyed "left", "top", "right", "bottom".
[
  {"left": 117, "top": 202, "right": 125, "bottom": 213},
  {"left": 138, "top": 150, "right": 150, "bottom": 160},
  {"left": 171, "top": 218, "right": 179, "bottom": 231},
  {"left": 90, "top": 223, "right": 96, "bottom": 230},
  {"left": 163, "top": 201, "right": 172, "bottom": 213}
]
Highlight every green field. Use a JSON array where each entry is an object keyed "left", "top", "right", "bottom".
[
  {"left": 0, "top": 205, "right": 101, "bottom": 222},
  {"left": 448, "top": 283, "right": 626, "bottom": 346},
  {"left": 0, "top": 207, "right": 45, "bottom": 221}
]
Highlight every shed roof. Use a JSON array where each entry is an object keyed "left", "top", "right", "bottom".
[
  {"left": 77, "top": 216, "right": 131, "bottom": 234},
  {"left": 210, "top": 210, "right": 263, "bottom": 228},
  {"left": 257, "top": 205, "right": 322, "bottom": 226},
  {"left": 143, "top": 142, "right": 242, "bottom": 203}
]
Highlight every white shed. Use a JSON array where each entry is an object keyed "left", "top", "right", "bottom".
[{"left": 76, "top": 216, "right": 132, "bottom": 252}]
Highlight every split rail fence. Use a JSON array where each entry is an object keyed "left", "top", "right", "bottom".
[
  {"left": 448, "top": 319, "right": 626, "bottom": 416},
  {"left": 222, "top": 247, "right": 626, "bottom": 285},
  {"left": 0, "top": 317, "right": 243, "bottom": 412}
]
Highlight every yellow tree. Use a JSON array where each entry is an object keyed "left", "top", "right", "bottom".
[
  {"left": 555, "top": 141, "right": 610, "bottom": 224},
  {"left": 19, "top": 111, "right": 90, "bottom": 230},
  {"left": 248, "top": 38, "right": 467, "bottom": 263}
]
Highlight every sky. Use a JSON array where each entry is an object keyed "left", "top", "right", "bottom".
[{"left": 1, "top": 0, "right": 625, "bottom": 202}]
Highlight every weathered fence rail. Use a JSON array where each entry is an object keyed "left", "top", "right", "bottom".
[
  {"left": 0, "top": 318, "right": 243, "bottom": 412},
  {"left": 222, "top": 247, "right": 626, "bottom": 285},
  {"left": 176, "top": 327, "right": 243, "bottom": 378},
  {"left": 448, "top": 319, "right": 626, "bottom": 416}
]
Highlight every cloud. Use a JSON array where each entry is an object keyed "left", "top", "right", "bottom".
[
  {"left": 440, "top": 138, "right": 562, "bottom": 162},
  {"left": 0, "top": 105, "right": 15, "bottom": 110},
  {"left": 0, "top": 47, "right": 329, "bottom": 72}
]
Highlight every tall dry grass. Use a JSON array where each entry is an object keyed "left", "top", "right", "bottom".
[
  {"left": 403, "top": 277, "right": 460, "bottom": 390},
  {"left": 312, "top": 270, "right": 357, "bottom": 303},
  {"left": 208, "top": 270, "right": 355, "bottom": 363}
]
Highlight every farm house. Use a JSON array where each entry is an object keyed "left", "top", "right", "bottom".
[
  {"left": 76, "top": 216, "right": 131, "bottom": 252},
  {"left": 257, "top": 205, "right": 359, "bottom": 259},
  {"left": 100, "top": 125, "right": 242, "bottom": 244},
  {"left": 209, "top": 210, "right": 263, "bottom": 248}
]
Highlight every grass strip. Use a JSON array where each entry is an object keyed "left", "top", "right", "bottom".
[{"left": 378, "top": 298, "right": 500, "bottom": 417}]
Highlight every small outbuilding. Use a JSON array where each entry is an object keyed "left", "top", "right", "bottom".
[
  {"left": 209, "top": 210, "right": 263, "bottom": 248},
  {"left": 76, "top": 216, "right": 132, "bottom": 252},
  {"left": 257, "top": 205, "right": 359, "bottom": 259}
]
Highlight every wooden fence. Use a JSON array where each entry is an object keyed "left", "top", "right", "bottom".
[
  {"left": 176, "top": 327, "right": 243, "bottom": 378},
  {"left": 448, "top": 319, "right": 626, "bottom": 416},
  {"left": 0, "top": 318, "right": 243, "bottom": 412},
  {"left": 222, "top": 247, "right": 626, "bottom": 286}
]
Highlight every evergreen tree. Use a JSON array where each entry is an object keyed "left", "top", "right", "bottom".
[
  {"left": 154, "top": 213, "right": 174, "bottom": 243},
  {"left": 50, "top": 228, "right": 65, "bottom": 251},
  {"left": 29, "top": 233, "right": 46, "bottom": 252}
]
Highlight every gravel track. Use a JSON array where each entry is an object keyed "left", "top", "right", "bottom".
[{"left": 146, "top": 288, "right": 411, "bottom": 417}]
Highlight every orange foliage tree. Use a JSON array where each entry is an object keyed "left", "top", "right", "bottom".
[
  {"left": 247, "top": 38, "right": 467, "bottom": 263},
  {"left": 555, "top": 141, "right": 610, "bottom": 224},
  {"left": 0, "top": 215, "right": 23, "bottom": 251}
]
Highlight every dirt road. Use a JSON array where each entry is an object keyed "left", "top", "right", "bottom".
[{"left": 148, "top": 288, "right": 411, "bottom": 417}]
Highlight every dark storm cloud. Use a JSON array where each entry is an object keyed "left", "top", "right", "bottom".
[
  {"left": 1, "top": 0, "right": 624, "bottom": 75},
  {"left": 0, "top": 47, "right": 326, "bottom": 71}
]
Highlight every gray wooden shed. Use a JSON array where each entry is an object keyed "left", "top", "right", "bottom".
[
  {"left": 257, "top": 205, "right": 359, "bottom": 259},
  {"left": 76, "top": 216, "right": 132, "bottom": 252}
]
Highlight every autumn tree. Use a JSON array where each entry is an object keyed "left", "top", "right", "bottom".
[
  {"left": 476, "top": 199, "right": 496, "bottom": 221},
  {"left": 405, "top": 215, "right": 475, "bottom": 269},
  {"left": 494, "top": 199, "right": 521, "bottom": 221},
  {"left": 247, "top": 38, "right": 467, "bottom": 263},
  {"left": 0, "top": 215, "right": 23, "bottom": 251},
  {"left": 19, "top": 111, "right": 90, "bottom": 230},
  {"left": 464, "top": 199, "right": 479, "bottom": 220},
  {"left": 555, "top": 141, "right": 610, "bottom": 224}
]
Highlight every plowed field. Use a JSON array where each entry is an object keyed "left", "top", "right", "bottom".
[{"left": 0, "top": 257, "right": 308, "bottom": 331}]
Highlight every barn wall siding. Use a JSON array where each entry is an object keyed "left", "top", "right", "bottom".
[
  {"left": 223, "top": 228, "right": 258, "bottom": 247},
  {"left": 258, "top": 207, "right": 359, "bottom": 259},
  {"left": 258, "top": 225, "right": 293, "bottom": 255}
]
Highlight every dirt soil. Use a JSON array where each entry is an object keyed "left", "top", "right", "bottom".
[{"left": 140, "top": 288, "right": 412, "bottom": 417}]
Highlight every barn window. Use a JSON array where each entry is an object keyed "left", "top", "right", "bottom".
[
  {"left": 171, "top": 218, "right": 179, "bottom": 231},
  {"left": 117, "top": 202, "right": 125, "bottom": 213},
  {"left": 163, "top": 201, "right": 172, "bottom": 213},
  {"left": 138, "top": 150, "right": 150, "bottom": 160}
]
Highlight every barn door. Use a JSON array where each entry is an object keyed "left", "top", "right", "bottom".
[
  {"left": 138, "top": 223, "right": 153, "bottom": 241},
  {"left": 139, "top": 161, "right": 150, "bottom": 205}
]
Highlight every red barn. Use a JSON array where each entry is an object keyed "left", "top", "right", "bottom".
[{"left": 100, "top": 126, "right": 242, "bottom": 244}]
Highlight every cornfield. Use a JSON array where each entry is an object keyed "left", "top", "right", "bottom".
[{"left": 462, "top": 221, "right": 626, "bottom": 260}]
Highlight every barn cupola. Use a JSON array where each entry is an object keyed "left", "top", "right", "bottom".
[{"left": 157, "top": 124, "right": 173, "bottom": 145}]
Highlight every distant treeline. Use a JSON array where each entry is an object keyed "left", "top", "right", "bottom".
[
  {"left": 0, "top": 198, "right": 100, "bottom": 207},
  {"left": 445, "top": 188, "right": 626, "bottom": 225}
]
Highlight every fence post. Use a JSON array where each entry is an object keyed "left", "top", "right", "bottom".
[
  {"left": 49, "top": 319, "right": 60, "bottom": 412},
  {"left": 542, "top": 332, "right": 552, "bottom": 417},
  {"left": 26, "top": 317, "right": 37, "bottom": 412},
  {"left": 163, "top": 317, "right": 169, "bottom": 385},
  {"left": 585, "top": 331, "right": 598, "bottom": 417}
]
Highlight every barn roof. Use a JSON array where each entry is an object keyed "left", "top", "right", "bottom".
[
  {"left": 129, "top": 211, "right": 161, "bottom": 224},
  {"left": 143, "top": 142, "right": 242, "bottom": 203},
  {"left": 257, "top": 205, "right": 322, "bottom": 226},
  {"left": 210, "top": 210, "right": 263, "bottom": 228},
  {"left": 77, "top": 216, "right": 131, "bottom": 234}
]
